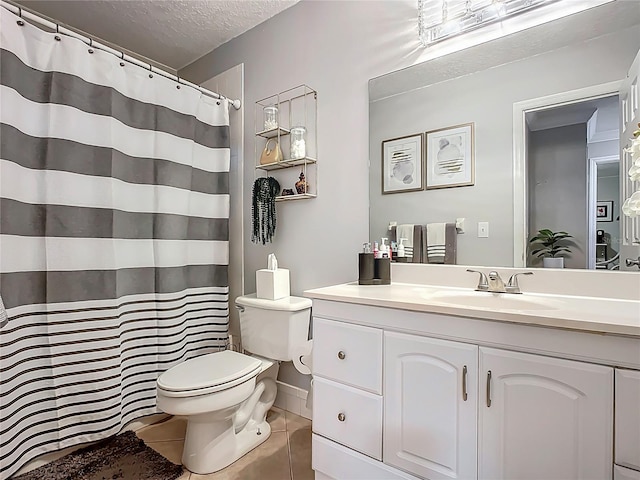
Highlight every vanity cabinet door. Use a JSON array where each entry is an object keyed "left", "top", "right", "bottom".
[
  {"left": 384, "top": 332, "right": 478, "bottom": 480},
  {"left": 479, "top": 347, "right": 613, "bottom": 480},
  {"left": 615, "top": 369, "right": 640, "bottom": 470}
]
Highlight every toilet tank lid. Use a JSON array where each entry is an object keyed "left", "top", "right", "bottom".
[{"left": 236, "top": 294, "right": 312, "bottom": 312}]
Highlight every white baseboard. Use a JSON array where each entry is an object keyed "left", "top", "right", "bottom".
[{"left": 274, "top": 380, "right": 312, "bottom": 420}]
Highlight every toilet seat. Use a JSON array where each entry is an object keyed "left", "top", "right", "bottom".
[{"left": 157, "top": 350, "right": 262, "bottom": 398}]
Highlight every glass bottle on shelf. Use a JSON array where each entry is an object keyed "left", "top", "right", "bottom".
[
  {"left": 263, "top": 106, "right": 278, "bottom": 131},
  {"left": 295, "top": 171, "right": 310, "bottom": 194},
  {"left": 290, "top": 126, "right": 307, "bottom": 159}
]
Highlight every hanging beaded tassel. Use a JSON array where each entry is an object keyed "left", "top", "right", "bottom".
[{"left": 251, "top": 177, "right": 280, "bottom": 244}]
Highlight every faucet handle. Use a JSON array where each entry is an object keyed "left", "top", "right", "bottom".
[
  {"left": 467, "top": 269, "right": 489, "bottom": 291},
  {"left": 506, "top": 271, "right": 534, "bottom": 294}
]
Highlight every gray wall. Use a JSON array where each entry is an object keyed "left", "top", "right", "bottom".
[
  {"left": 369, "top": 26, "right": 639, "bottom": 267},
  {"left": 182, "top": 1, "right": 427, "bottom": 389},
  {"left": 527, "top": 124, "right": 587, "bottom": 269}
]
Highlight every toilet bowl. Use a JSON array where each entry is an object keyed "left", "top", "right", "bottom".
[{"left": 155, "top": 294, "right": 311, "bottom": 474}]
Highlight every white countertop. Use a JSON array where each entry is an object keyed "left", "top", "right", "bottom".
[{"left": 304, "top": 282, "right": 640, "bottom": 338}]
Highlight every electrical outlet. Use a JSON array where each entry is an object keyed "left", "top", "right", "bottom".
[{"left": 478, "top": 222, "right": 489, "bottom": 238}]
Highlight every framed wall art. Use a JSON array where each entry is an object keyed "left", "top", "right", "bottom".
[
  {"left": 382, "top": 133, "right": 424, "bottom": 194},
  {"left": 425, "top": 123, "right": 475, "bottom": 189},
  {"left": 596, "top": 200, "right": 613, "bottom": 222}
]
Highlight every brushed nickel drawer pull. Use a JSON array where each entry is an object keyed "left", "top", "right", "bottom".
[
  {"left": 337, "top": 351, "right": 346, "bottom": 360},
  {"left": 486, "top": 370, "right": 492, "bottom": 407},
  {"left": 337, "top": 413, "right": 345, "bottom": 422},
  {"left": 462, "top": 365, "right": 468, "bottom": 401}
]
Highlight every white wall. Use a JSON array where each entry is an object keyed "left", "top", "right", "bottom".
[
  {"left": 200, "top": 65, "right": 244, "bottom": 344},
  {"left": 180, "top": 1, "right": 428, "bottom": 300}
]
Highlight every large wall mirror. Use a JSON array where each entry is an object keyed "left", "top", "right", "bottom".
[{"left": 369, "top": 1, "right": 640, "bottom": 272}]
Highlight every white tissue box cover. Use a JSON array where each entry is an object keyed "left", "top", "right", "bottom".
[{"left": 256, "top": 268, "right": 290, "bottom": 300}]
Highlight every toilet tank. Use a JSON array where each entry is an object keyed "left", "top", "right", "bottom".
[{"left": 236, "top": 294, "right": 311, "bottom": 361}]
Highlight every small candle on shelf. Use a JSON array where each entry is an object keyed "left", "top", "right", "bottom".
[{"left": 290, "top": 126, "right": 306, "bottom": 159}]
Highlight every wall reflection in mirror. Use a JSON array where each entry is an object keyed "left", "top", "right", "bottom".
[{"left": 369, "top": 1, "right": 640, "bottom": 272}]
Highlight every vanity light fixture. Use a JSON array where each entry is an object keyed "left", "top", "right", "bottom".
[{"left": 419, "top": 0, "right": 560, "bottom": 47}]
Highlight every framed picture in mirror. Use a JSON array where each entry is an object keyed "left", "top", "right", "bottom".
[
  {"left": 381, "top": 133, "right": 424, "bottom": 194},
  {"left": 596, "top": 200, "right": 613, "bottom": 222},
  {"left": 425, "top": 123, "right": 474, "bottom": 189}
]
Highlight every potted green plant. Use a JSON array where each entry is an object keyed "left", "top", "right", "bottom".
[{"left": 529, "top": 229, "right": 573, "bottom": 268}]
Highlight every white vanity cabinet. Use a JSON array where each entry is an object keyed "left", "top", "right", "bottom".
[
  {"left": 384, "top": 332, "right": 478, "bottom": 480},
  {"left": 308, "top": 297, "right": 636, "bottom": 480},
  {"left": 479, "top": 347, "right": 613, "bottom": 480}
]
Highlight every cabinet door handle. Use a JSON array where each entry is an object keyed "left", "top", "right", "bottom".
[
  {"left": 462, "top": 365, "right": 468, "bottom": 401},
  {"left": 337, "top": 351, "right": 346, "bottom": 360},
  {"left": 486, "top": 370, "right": 492, "bottom": 407},
  {"left": 337, "top": 413, "right": 346, "bottom": 422}
]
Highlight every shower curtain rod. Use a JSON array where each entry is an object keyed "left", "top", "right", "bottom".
[{"left": 0, "top": 0, "right": 242, "bottom": 110}]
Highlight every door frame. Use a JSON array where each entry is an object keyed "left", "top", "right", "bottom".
[{"left": 512, "top": 81, "right": 621, "bottom": 267}]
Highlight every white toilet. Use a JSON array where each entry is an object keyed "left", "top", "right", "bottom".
[{"left": 156, "top": 294, "right": 311, "bottom": 474}]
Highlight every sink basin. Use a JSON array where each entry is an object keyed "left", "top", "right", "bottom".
[{"left": 423, "top": 290, "right": 559, "bottom": 311}]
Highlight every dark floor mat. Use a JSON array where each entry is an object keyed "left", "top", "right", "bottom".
[{"left": 13, "top": 430, "right": 184, "bottom": 480}]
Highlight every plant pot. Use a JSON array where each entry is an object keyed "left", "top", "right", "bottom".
[{"left": 543, "top": 257, "right": 564, "bottom": 268}]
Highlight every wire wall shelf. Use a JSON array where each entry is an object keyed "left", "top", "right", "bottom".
[{"left": 254, "top": 84, "right": 318, "bottom": 200}]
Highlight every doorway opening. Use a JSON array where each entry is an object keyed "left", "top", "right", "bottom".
[{"left": 524, "top": 94, "right": 620, "bottom": 270}]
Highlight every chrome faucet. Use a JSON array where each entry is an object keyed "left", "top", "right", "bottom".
[
  {"left": 487, "top": 271, "right": 506, "bottom": 293},
  {"left": 467, "top": 269, "right": 533, "bottom": 294}
]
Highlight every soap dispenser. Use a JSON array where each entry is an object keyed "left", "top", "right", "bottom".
[
  {"left": 398, "top": 238, "right": 406, "bottom": 257},
  {"left": 380, "top": 238, "right": 389, "bottom": 258},
  {"left": 396, "top": 238, "right": 408, "bottom": 263}
]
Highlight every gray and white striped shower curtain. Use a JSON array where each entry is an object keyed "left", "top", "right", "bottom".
[{"left": 0, "top": 8, "right": 230, "bottom": 478}]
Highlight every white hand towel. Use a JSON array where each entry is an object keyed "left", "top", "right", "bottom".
[
  {"left": 397, "top": 224, "right": 415, "bottom": 257},
  {"left": 427, "top": 223, "right": 447, "bottom": 263}
]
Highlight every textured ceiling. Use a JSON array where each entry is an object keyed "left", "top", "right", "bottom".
[{"left": 14, "top": 0, "right": 300, "bottom": 70}]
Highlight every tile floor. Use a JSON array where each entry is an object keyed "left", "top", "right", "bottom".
[{"left": 136, "top": 408, "right": 313, "bottom": 480}]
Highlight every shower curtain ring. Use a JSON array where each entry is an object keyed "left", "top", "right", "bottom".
[{"left": 17, "top": 7, "right": 25, "bottom": 26}]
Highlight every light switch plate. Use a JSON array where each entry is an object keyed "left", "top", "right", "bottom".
[{"left": 478, "top": 222, "right": 489, "bottom": 238}]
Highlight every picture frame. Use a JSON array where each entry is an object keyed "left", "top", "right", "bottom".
[
  {"left": 596, "top": 200, "right": 613, "bottom": 222},
  {"left": 382, "top": 133, "right": 424, "bottom": 194},
  {"left": 425, "top": 123, "right": 475, "bottom": 189}
]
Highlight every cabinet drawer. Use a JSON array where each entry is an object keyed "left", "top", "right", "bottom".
[
  {"left": 312, "top": 317, "right": 382, "bottom": 394},
  {"left": 313, "top": 434, "right": 419, "bottom": 480},
  {"left": 615, "top": 465, "right": 640, "bottom": 480},
  {"left": 616, "top": 369, "right": 640, "bottom": 470},
  {"left": 312, "top": 377, "right": 382, "bottom": 460}
]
